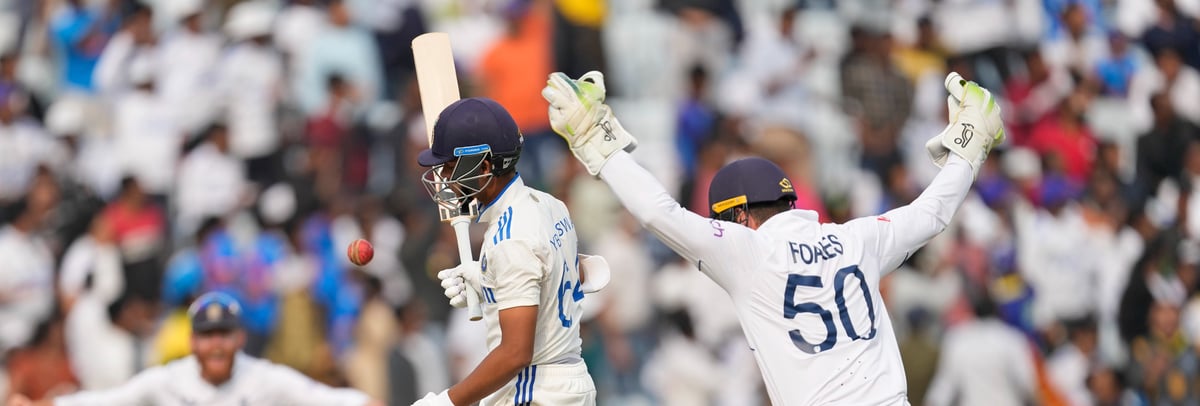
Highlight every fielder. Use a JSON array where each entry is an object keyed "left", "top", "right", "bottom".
[
  {"left": 541, "top": 71, "right": 1005, "bottom": 405},
  {"left": 6, "top": 292, "right": 382, "bottom": 406},
  {"left": 412, "top": 98, "right": 596, "bottom": 406}
]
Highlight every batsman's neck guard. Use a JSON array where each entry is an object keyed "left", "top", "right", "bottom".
[{"left": 422, "top": 151, "right": 493, "bottom": 222}]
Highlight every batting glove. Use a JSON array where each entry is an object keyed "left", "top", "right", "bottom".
[
  {"left": 410, "top": 390, "right": 453, "bottom": 406},
  {"left": 925, "top": 72, "right": 1006, "bottom": 178},
  {"left": 438, "top": 261, "right": 481, "bottom": 309},
  {"left": 542, "top": 71, "right": 638, "bottom": 175}
]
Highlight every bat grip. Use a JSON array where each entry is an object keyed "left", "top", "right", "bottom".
[{"left": 451, "top": 217, "right": 483, "bottom": 321}]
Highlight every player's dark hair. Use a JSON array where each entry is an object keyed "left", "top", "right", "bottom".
[{"left": 747, "top": 198, "right": 795, "bottom": 224}]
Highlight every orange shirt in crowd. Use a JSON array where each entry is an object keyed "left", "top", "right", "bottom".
[{"left": 477, "top": 4, "right": 553, "bottom": 134}]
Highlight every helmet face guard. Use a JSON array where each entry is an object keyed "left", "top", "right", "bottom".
[{"left": 421, "top": 150, "right": 494, "bottom": 221}]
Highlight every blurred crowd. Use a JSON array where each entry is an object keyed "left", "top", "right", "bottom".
[{"left": 1, "top": 0, "right": 1199, "bottom": 405}]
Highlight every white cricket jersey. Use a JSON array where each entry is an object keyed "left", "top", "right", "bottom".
[
  {"left": 53, "top": 353, "right": 371, "bottom": 406},
  {"left": 599, "top": 151, "right": 976, "bottom": 406},
  {"left": 475, "top": 176, "right": 585, "bottom": 366}
]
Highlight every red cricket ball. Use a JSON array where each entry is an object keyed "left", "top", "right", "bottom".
[{"left": 347, "top": 239, "right": 374, "bottom": 266}]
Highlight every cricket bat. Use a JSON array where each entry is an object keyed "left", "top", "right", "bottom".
[{"left": 413, "top": 32, "right": 483, "bottom": 321}]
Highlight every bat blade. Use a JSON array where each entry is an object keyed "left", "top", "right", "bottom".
[
  {"left": 412, "top": 32, "right": 462, "bottom": 146},
  {"left": 412, "top": 32, "right": 483, "bottom": 321}
]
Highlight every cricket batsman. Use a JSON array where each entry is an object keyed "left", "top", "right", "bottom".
[
  {"left": 412, "top": 98, "right": 596, "bottom": 406},
  {"left": 6, "top": 292, "right": 382, "bottom": 406},
  {"left": 541, "top": 71, "right": 1005, "bottom": 405}
]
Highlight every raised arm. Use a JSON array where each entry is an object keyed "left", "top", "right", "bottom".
[
  {"left": 541, "top": 71, "right": 758, "bottom": 290},
  {"left": 598, "top": 151, "right": 756, "bottom": 289},
  {"left": 845, "top": 155, "right": 974, "bottom": 272},
  {"left": 49, "top": 367, "right": 164, "bottom": 406},
  {"left": 847, "top": 72, "right": 1006, "bottom": 274},
  {"left": 271, "top": 363, "right": 377, "bottom": 406}
]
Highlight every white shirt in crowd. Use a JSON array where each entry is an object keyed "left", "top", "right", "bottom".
[
  {"left": 64, "top": 293, "right": 149, "bottom": 390},
  {"left": 1048, "top": 342, "right": 1093, "bottom": 406},
  {"left": 216, "top": 42, "right": 284, "bottom": 159},
  {"left": 0, "top": 225, "right": 55, "bottom": 354},
  {"left": 641, "top": 330, "right": 723, "bottom": 406},
  {"left": 113, "top": 88, "right": 183, "bottom": 195},
  {"left": 592, "top": 222, "right": 655, "bottom": 334},
  {"left": 0, "top": 120, "right": 60, "bottom": 200},
  {"left": 925, "top": 318, "right": 1037, "bottom": 406},
  {"left": 599, "top": 150, "right": 978, "bottom": 405},
  {"left": 1014, "top": 201, "right": 1099, "bottom": 327},
  {"left": 58, "top": 234, "right": 124, "bottom": 305},
  {"left": 54, "top": 353, "right": 373, "bottom": 406},
  {"left": 158, "top": 28, "right": 223, "bottom": 133},
  {"left": 1128, "top": 62, "right": 1200, "bottom": 130},
  {"left": 175, "top": 142, "right": 248, "bottom": 237},
  {"left": 273, "top": 3, "right": 326, "bottom": 81}
]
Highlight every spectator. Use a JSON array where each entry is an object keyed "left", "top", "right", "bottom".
[
  {"left": 0, "top": 173, "right": 59, "bottom": 358},
  {"left": 1048, "top": 316, "right": 1101, "bottom": 406},
  {"left": 157, "top": 0, "right": 221, "bottom": 134},
  {"left": 57, "top": 217, "right": 123, "bottom": 311},
  {"left": 1041, "top": 3, "right": 1110, "bottom": 77},
  {"left": 220, "top": 1, "right": 286, "bottom": 186},
  {"left": 294, "top": 0, "right": 383, "bottom": 115},
  {"left": 841, "top": 28, "right": 914, "bottom": 177},
  {"left": 892, "top": 16, "right": 949, "bottom": 83},
  {"left": 98, "top": 176, "right": 166, "bottom": 269},
  {"left": 1136, "top": 92, "right": 1199, "bottom": 192},
  {"left": 49, "top": 0, "right": 119, "bottom": 93},
  {"left": 925, "top": 292, "right": 1039, "bottom": 406},
  {"left": 274, "top": 0, "right": 326, "bottom": 84},
  {"left": 476, "top": 1, "right": 557, "bottom": 191},
  {"left": 91, "top": 3, "right": 156, "bottom": 97},
  {"left": 1026, "top": 83, "right": 1099, "bottom": 184},
  {"left": 174, "top": 123, "right": 249, "bottom": 240},
  {"left": 43, "top": 96, "right": 118, "bottom": 200},
  {"left": 111, "top": 53, "right": 183, "bottom": 200},
  {"left": 1086, "top": 367, "right": 1140, "bottom": 406},
  {"left": 64, "top": 292, "right": 158, "bottom": 390},
  {"left": 0, "top": 85, "right": 59, "bottom": 202},
  {"left": 1141, "top": 0, "right": 1200, "bottom": 70},
  {"left": 1004, "top": 49, "right": 1072, "bottom": 144},
  {"left": 1095, "top": 33, "right": 1144, "bottom": 98},
  {"left": 641, "top": 310, "right": 722, "bottom": 406},
  {"left": 5, "top": 316, "right": 79, "bottom": 402},
  {"left": 344, "top": 275, "right": 398, "bottom": 402}
]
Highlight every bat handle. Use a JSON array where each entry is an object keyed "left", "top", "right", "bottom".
[{"left": 451, "top": 217, "right": 483, "bottom": 321}]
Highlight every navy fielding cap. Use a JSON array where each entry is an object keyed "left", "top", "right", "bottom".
[
  {"left": 188, "top": 292, "right": 242, "bottom": 333},
  {"left": 418, "top": 97, "right": 523, "bottom": 167},
  {"left": 708, "top": 157, "right": 798, "bottom": 217}
]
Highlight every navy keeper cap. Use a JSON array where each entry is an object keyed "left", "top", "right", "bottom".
[
  {"left": 189, "top": 292, "right": 242, "bottom": 333},
  {"left": 418, "top": 98, "right": 523, "bottom": 167},
  {"left": 708, "top": 157, "right": 798, "bottom": 217}
]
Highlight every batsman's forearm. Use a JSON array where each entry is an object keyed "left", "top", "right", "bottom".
[{"left": 447, "top": 345, "right": 529, "bottom": 405}]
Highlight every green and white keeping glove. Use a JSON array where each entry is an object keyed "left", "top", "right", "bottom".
[
  {"left": 541, "top": 71, "right": 638, "bottom": 175},
  {"left": 925, "top": 72, "right": 1006, "bottom": 178}
]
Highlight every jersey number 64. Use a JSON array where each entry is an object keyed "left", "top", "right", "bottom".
[{"left": 783, "top": 265, "right": 877, "bottom": 354}]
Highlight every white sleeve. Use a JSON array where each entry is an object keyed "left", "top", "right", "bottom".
[
  {"left": 486, "top": 239, "right": 545, "bottom": 310},
  {"left": 54, "top": 367, "right": 164, "bottom": 406},
  {"left": 844, "top": 155, "right": 974, "bottom": 275},
  {"left": 598, "top": 151, "right": 760, "bottom": 291},
  {"left": 270, "top": 363, "right": 372, "bottom": 406}
]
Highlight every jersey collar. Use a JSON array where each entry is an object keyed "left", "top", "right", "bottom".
[{"left": 476, "top": 174, "right": 524, "bottom": 225}]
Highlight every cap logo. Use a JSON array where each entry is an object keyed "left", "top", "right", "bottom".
[
  {"left": 712, "top": 195, "right": 748, "bottom": 215},
  {"left": 206, "top": 303, "right": 221, "bottom": 321},
  {"left": 780, "top": 178, "right": 794, "bottom": 193},
  {"left": 454, "top": 145, "right": 492, "bottom": 156}
]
